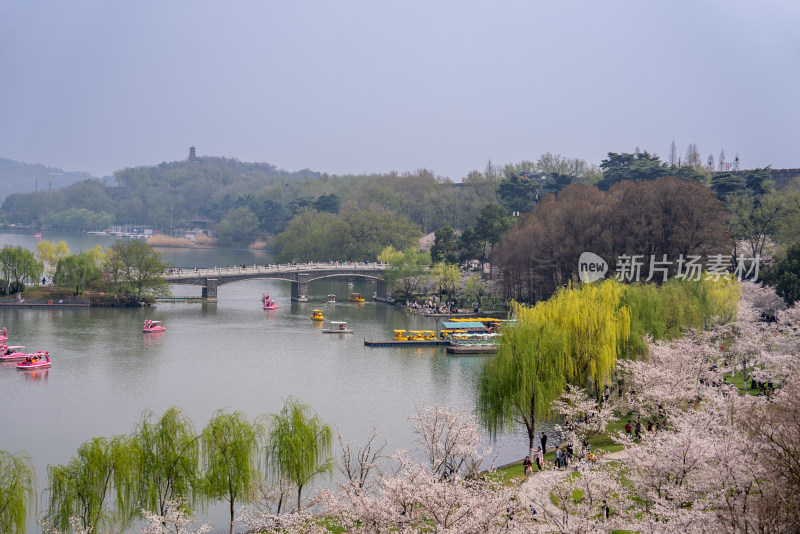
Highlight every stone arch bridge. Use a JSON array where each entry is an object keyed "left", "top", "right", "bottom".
[{"left": 163, "top": 262, "right": 388, "bottom": 301}]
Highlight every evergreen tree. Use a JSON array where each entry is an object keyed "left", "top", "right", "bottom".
[{"left": 763, "top": 242, "right": 800, "bottom": 306}]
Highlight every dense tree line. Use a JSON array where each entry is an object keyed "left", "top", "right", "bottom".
[
  {"left": 2, "top": 150, "right": 798, "bottom": 285},
  {"left": 272, "top": 207, "right": 422, "bottom": 263},
  {"left": 494, "top": 178, "right": 732, "bottom": 303},
  {"left": 0, "top": 160, "right": 496, "bottom": 249}
]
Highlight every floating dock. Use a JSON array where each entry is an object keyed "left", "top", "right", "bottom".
[
  {"left": 364, "top": 339, "right": 450, "bottom": 347},
  {"left": 446, "top": 343, "right": 499, "bottom": 354}
]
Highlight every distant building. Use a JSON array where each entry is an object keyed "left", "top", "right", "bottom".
[
  {"left": 188, "top": 146, "right": 197, "bottom": 161},
  {"left": 174, "top": 215, "right": 216, "bottom": 239}
]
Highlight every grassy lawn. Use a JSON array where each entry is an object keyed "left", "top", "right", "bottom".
[
  {"left": 724, "top": 371, "right": 764, "bottom": 396},
  {"left": 3, "top": 286, "right": 76, "bottom": 299}
]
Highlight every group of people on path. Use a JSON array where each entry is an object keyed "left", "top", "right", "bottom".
[
  {"left": 625, "top": 418, "right": 655, "bottom": 440},
  {"left": 523, "top": 432, "right": 576, "bottom": 480}
]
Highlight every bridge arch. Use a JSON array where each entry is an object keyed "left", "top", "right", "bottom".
[{"left": 163, "top": 263, "right": 388, "bottom": 301}]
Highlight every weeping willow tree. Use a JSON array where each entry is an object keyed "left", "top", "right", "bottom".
[
  {"left": 622, "top": 275, "right": 740, "bottom": 356},
  {"left": 46, "top": 435, "right": 141, "bottom": 534},
  {"left": 136, "top": 407, "right": 200, "bottom": 518},
  {"left": 267, "top": 398, "right": 334, "bottom": 512},
  {"left": 201, "top": 410, "right": 264, "bottom": 534},
  {"left": 478, "top": 281, "right": 630, "bottom": 456},
  {"left": 478, "top": 317, "right": 569, "bottom": 458},
  {"left": 527, "top": 281, "right": 630, "bottom": 387},
  {"left": 0, "top": 450, "right": 36, "bottom": 534}
]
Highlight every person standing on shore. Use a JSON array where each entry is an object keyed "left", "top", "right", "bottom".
[{"left": 540, "top": 433, "right": 547, "bottom": 455}]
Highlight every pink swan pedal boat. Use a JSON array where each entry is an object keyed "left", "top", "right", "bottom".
[
  {"left": 16, "top": 351, "right": 51, "bottom": 370},
  {"left": 1, "top": 346, "right": 30, "bottom": 363},
  {"left": 0, "top": 327, "right": 7, "bottom": 342},
  {"left": 143, "top": 320, "right": 166, "bottom": 333},
  {"left": 262, "top": 293, "right": 279, "bottom": 310}
]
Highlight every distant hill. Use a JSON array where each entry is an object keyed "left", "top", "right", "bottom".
[{"left": 0, "top": 157, "right": 97, "bottom": 201}]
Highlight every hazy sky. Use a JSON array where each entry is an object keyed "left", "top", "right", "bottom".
[{"left": 1, "top": 0, "right": 798, "bottom": 181}]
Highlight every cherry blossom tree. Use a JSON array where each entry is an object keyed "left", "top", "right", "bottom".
[
  {"left": 335, "top": 424, "right": 388, "bottom": 489},
  {"left": 523, "top": 463, "right": 622, "bottom": 534},
  {"left": 237, "top": 506, "right": 325, "bottom": 534},
  {"left": 408, "top": 404, "right": 492, "bottom": 478},
  {"left": 242, "top": 405, "right": 524, "bottom": 533},
  {"left": 604, "top": 300, "right": 800, "bottom": 534},
  {"left": 316, "top": 452, "right": 528, "bottom": 533},
  {"left": 616, "top": 336, "right": 722, "bottom": 428},
  {"left": 729, "top": 282, "right": 799, "bottom": 387},
  {"left": 550, "top": 385, "right": 617, "bottom": 455},
  {"left": 139, "top": 499, "right": 211, "bottom": 534}
]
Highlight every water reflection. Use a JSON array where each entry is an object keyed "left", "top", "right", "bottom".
[
  {"left": 23, "top": 369, "right": 49, "bottom": 382},
  {"left": 143, "top": 331, "right": 165, "bottom": 347}
]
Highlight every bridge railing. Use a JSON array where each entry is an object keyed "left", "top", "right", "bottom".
[{"left": 162, "top": 261, "right": 388, "bottom": 279}]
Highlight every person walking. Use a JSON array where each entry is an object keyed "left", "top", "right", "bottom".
[
  {"left": 523, "top": 455, "right": 533, "bottom": 479},
  {"left": 536, "top": 446, "right": 543, "bottom": 471}
]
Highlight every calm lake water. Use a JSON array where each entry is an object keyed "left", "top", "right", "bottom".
[{"left": 0, "top": 230, "right": 543, "bottom": 533}]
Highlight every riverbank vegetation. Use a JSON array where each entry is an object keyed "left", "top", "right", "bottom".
[{"left": 0, "top": 239, "right": 169, "bottom": 305}]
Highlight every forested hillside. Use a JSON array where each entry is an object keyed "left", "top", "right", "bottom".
[
  {"left": 0, "top": 157, "right": 95, "bottom": 202},
  {"left": 0, "top": 155, "right": 498, "bottom": 246},
  {"left": 2, "top": 150, "right": 798, "bottom": 297}
]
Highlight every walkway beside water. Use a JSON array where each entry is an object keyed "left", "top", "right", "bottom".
[{"left": 0, "top": 297, "right": 90, "bottom": 308}]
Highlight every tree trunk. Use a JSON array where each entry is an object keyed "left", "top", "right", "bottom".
[
  {"left": 527, "top": 395, "right": 536, "bottom": 459},
  {"left": 528, "top": 430, "right": 536, "bottom": 460},
  {"left": 229, "top": 499, "right": 235, "bottom": 534},
  {"left": 297, "top": 483, "right": 303, "bottom": 512}
]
